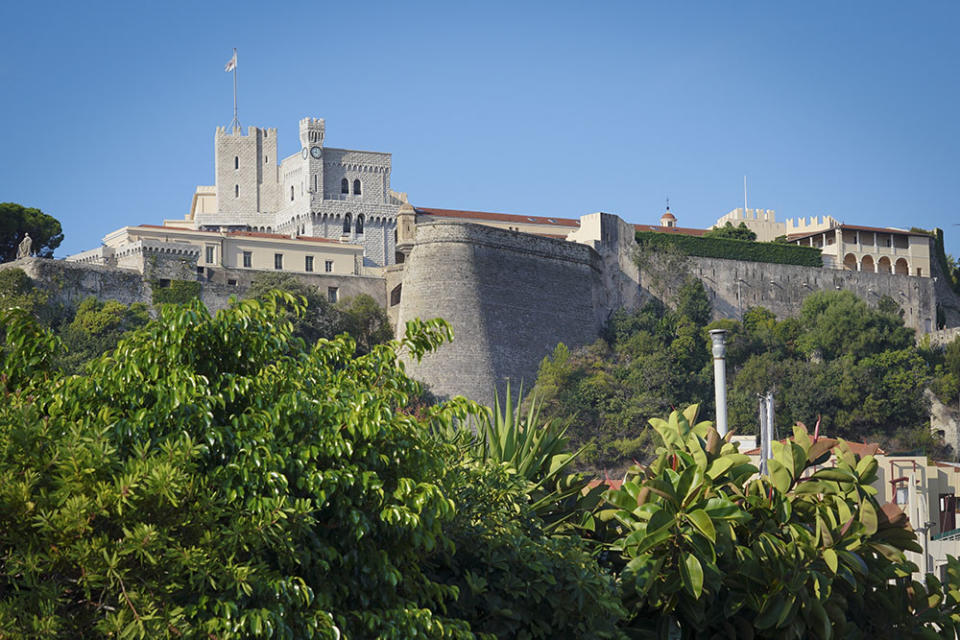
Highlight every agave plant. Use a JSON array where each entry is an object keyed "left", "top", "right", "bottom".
[{"left": 474, "top": 381, "right": 605, "bottom": 535}]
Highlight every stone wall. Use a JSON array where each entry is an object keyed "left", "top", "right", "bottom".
[
  {"left": 1, "top": 257, "right": 386, "bottom": 317},
  {"left": 396, "top": 221, "right": 605, "bottom": 407},
  {"left": 1, "top": 257, "right": 150, "bottom": 306},
  {"left": 639, "top": 251, "right": 939, "bottom": 333}
]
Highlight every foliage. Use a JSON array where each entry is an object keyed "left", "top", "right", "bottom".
[
  {"left": 150, "top": 278, "right": 201, "bottom": 305},
  {"left": 603, "top": 406, "right": 960, "bottom": 639},
  {"left": 0, "top": 202, "right": 63, "bottom": 261},
  {"left": 0, "top": 296, "right": 487, "bottom": 638},
  {"left": 635, "top": 230, "right": 822, "bottom": 267},
  {"left": 246, "top": 273, "right": 391, "bottom": 353},
  {"left": 534, "top": 286, "right": 941, "bottom": 469},
  {"left": 704, "top": 221, "right": 758, "bottom": 242},
  {"left": 334, "top": 293, "right": 393, "bottom": 355},
  {"left": 56, "top": 296, "right": 151, "bottom": 374},
  {"left": 426, "top": 459, "right": 626, "bottom": 639},
  {"left": 471, "top": 382, "right": 605, "bottom": 535}
]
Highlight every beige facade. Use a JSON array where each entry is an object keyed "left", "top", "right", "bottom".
[
  {"left": 70, "top": 224, "right": 364, "bottom": 277},
  {"left": 788, "top": 225, "right": 932, "bottom": 277},
  {"left": 714, "top": 208, "right": 839, "bottom": 242}
]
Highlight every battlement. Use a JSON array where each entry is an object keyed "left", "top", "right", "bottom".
[
  {"left": 718, "top": 207, "right": 778, "bottom": 223},
  {"left": 299, "top": 118, "right": 325, "bottom": 146},
  {"left": 215, "top": 126, "right": 276, "bottom": 139},
  {"left": 785, "top": 215, "right": 839, "bottom": 233}
]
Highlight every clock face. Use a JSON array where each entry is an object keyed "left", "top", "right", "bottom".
[
  {"left": 301, "top": 147, "right": 308, "bottom": 159},
  {"left": 310, "top": 146, "right": 322, "bottom": 159}
]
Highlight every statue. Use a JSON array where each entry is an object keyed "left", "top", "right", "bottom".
[{"left": 16, "top": 233, "right": 32, "bottom": 259}]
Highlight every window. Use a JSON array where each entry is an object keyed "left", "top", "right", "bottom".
[
  {"left": 274, "top": 253, "right": 283, "bottom": 270},
  {"left": 234, "top": 156, "right": 239, "bottom": 170},
  {"left": 242, "top": 251, "right": 252, "bottom": 268},
  {"left": 325, "top": 260, "right": 333, "bottom": 273},
  {"left": 305, "top": 256, "right": 314, "bottom": 272},
  {"left": 227, "top": 279, "right": 237, "bottom": 286},
  {"left": 290, "top": 186, "right": 295, "bottom": 201},
  {"left": 235, "top": 184, "right": 239, "bottom": 198},
  {"left": 343, "top": 213, "right": 352, "bottom": 234},
  {"left": 265, "top": 155, "right": 268, "bottom": 164},
  {"left": 327, "top": 287, "right": 338, "bottom": 303},
  {"left": 313, "top": 175, "right": 317, "bottom": 192},
  {"left": 353, "top": 179, "right": 361, "bottom": 195},
  {"left": 205, "top": 246, "right": 215, "bottom": 264},
  {"left": 356, "top": 214, "right": 364, "bottom": 234},
  {"left": 341, "top": 178, "right": 349, "bottom": 194}
]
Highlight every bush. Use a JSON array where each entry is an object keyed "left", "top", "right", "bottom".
[
  {"left": 150, "top": 279, "right": 201, "bottom": 305},
  {"left": 0, "top": 297, "right": 477, "bottom": 638},
  {"left": 636, "top": 231, "right": 822, "bottom": 267}
]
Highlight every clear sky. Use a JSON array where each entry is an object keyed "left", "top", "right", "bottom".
[{"left": 1, "top": 1, "right": 958, "bottom": 258}]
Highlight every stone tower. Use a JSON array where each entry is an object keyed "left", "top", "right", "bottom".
[
  {"left": 215, "top": 126, "right": 279, "bottom": 216},
  {"left": 299, "top": 118, "right": 326, "bottom": 212}
]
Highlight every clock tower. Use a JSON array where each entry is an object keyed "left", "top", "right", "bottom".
[{"left": 299, "top": 118, "right": 325, "bottom": 210}]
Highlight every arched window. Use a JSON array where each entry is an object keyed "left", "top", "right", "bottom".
[
  {"left": 343, "top": 212, "right": 352, "bottom": 234},
  {"left": 234, "top": 156, "right": 239, "bottom": 170},
  {"left": 341, "top": 178, "right": 349, "bottom": 194},
  {"left": 353, "top": 179, "right": 361, "bottom": 195},
  {"left": 290, "top": 186, "right": 295, "bottom": 201},
  {"left": 356, "top": 214, "right": 364, "bottom": 235},
  {"left": 235, "top": 184, "right": 239, "bottom": 198}
]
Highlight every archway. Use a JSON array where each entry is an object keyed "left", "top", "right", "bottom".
[
  {"left": 843, "top": 253, "right": 858, "bottom": 271},
  {"left": 895, "top": 258, "right": 909, "bottom": 275},
  {"left": 860, "top": 255, "right": 875, "bottom": 273},
  {"left": 877, "top": 256, "right": 892, "bottom": 274}
]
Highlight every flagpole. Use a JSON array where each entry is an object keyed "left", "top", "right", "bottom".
[{"left": 231, "top": 48, "right": 240, "bottom": 133}]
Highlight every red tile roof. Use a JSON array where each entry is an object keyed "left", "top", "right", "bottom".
[
  {"left": 227, "top": 231, "right": 341, "bottom": 244},
  {"left": 415, "top": 207, "right": 581, "bottom": 227},
  {"left": 133, "top": 225, "right": 347, "bottom": 245},
  {"left": 634, "top": 224, "right": 708, "bottom": 237}
]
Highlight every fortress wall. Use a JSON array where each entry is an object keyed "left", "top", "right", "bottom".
[
  {"left": 397, "top": 221, "right": 605, "bottom": 407},
  {"left": 671, "top": 256, "right": 937, "bottom": 332},
  {"left": 1, "top": 257, "right": 149, "bottom": 306},
  {"left": 1, "top": 257, "right": 386, "bottom": 317}
]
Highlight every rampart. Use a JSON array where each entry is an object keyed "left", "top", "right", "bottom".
[{"left": 396, "top": 221, "right": 605, "bottom": 407}]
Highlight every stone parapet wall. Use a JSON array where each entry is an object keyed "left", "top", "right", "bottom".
[
  {"left": 1, "top": 257, "right": 149, "bottom": 307},
  {"left": 641, "top": 253, "right": 938, "bottom": 333}
]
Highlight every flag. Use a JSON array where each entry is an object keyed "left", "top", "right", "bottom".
[{"left": 224, "top": 50, "right": 237, "bottom": 72}]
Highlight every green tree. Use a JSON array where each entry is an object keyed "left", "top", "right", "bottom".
[
  {"left": 245, "top": 272, "right": 339, "bottom": 344},
  {"left": 0, "top": 298, "right": 479, "bottom": 638},
  {"left": 0, "top": 202, "right": 63, "bottom": 261},
  {"left": 604, "top": 406, "right": 960, "bottom": 638},
  {"left": 334, "top": 292, "right": 393, "bottom": 354},
  {"left": 704, "top": 221, "right": 758, "bottom": 242},
  {"left": 56, "top": 296, "right": 150, "bottom": 373}
]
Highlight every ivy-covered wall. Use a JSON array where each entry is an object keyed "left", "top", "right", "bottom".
[{"left": 635, "top": 231, "right": 823, "bottom": 267}]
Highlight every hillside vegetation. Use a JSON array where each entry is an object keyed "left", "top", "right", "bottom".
[{"left": 531, "top": 280, "right": 959, "bottom": 473}]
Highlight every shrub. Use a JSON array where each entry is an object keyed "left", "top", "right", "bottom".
[{"left": 636, "top": 231, "right": 822, "bottom": 267}]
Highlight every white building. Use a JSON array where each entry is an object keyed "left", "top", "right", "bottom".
[{"left": 177, "top": 117, "right": 407, "bottom": 267}]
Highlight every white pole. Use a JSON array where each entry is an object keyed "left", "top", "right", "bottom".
[
  {"left": 710, "top": 330, "right": 729, "bottom": 437},
  {"left": 743, "top": 175, "right": 748, "bottom": 214},
  {"left": 233, "top": 48, "right": 239, "bottom": 132},
  {"left": 766, "top": 391, "right": 775, "bottom": 462},
  {"left": 758, "top": 396, "right": 768, "bottom": 474}
]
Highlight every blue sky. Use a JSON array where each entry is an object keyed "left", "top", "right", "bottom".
[{"left": 1, "top": 1, "right": 958, "bottom": 258}]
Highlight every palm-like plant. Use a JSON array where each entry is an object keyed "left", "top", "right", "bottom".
[{"left": 475, "top": 382, "right": 604, "bottom": 535}]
